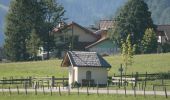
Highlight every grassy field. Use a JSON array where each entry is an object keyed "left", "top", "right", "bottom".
[
  {"left": 0, "top": 53, "right": 170, "bottom": 78},
  {"left": 0, "top": 93, "right": 168, "bottom": 100}
]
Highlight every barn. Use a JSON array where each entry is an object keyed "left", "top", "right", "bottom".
[{"left": 61, "top": 51, "right": 111, "bottom": 86}]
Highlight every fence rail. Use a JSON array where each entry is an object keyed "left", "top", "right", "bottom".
[{"left": 0, "top": 76, "right": 68, "bottom": 88}]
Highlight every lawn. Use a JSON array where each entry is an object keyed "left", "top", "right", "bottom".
[
  {"left": 0, "top": 53, "right": 170, "bottom": 78},
  {"left": 106, "top": 53, "right": 170, "bottom": 75},
  {"left": 0, "top": 93, "right": 168, "bottom": 100}
]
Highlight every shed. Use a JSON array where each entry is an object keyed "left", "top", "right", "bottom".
[{"left": 61, "top": 51, "right": 111, "bottom": 86}]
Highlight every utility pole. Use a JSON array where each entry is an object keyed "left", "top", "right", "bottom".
[{"left": 71, "top": 23, "right": 74, "bottom": 51}]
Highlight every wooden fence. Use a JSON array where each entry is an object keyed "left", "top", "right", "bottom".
[{"left": 0, "top": 76, "right": 68, "bottom": 88}]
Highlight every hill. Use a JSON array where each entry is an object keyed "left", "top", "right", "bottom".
[
  {"left": 0, "top": 53, "right": 170, "bottom": 78},
  {"left": 0, "top": 0, "right": 170, "bottom": 46},
  {"left": 145, "top": 0, "right": 170, "bottom": 25}
]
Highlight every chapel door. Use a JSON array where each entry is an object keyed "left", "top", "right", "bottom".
[{"left": 86, "top": 71, "right": 91, "bottom": 80}]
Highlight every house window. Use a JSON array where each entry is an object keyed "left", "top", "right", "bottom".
[{"left": 86, "top": 71, "right": 91, "bottom": 80}]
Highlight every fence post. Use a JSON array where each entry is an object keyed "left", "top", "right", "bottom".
[
  {"left": 134, "top": 86, "right": 136, "bottom": 97},
  {"left": 51, "top": 76, "right": 55, "bottom": 88},
  {"left": 16, "top": 86, "right": 19, "bottom": 95},
  {"left": 124, "top": 86, "right": 126, "bottom": 96},
  {"left": 107, "top": 82, "right": 109, "bottom": 95},
  {"left": 35, "top": 84, "right": 37, "bottom": 95},
  {"left": 120, "top": 64, "right": 123, "bottom": 86},
  {"left": 97, "top": 81, "right": 99, "bottom": 96},
  {"left": 11, "top": 76, "right": 13, "bottom": 84},
  {"left": 29, "top": 76, "right": 32, "bottom": 87},
  {"left": 135, "top": 72, "right": 138, "bottom": 87},
  {"left": 68, "top": 85, "right": 70, "bottom": 95},
  {"left": 50, "top": 86, "right": 52, "bottom": 96},
  {"left": 144, "top": 86, "right": 145, "bottom": 97},
  {"left": 138, "top": 83, "right": 140, "bottom": 90},
  {"left": 87, "top": 85, "right": 89, "bottom": 96},
  {"left": 162, "top": 79, "right": 164, "bottom": 85},
  {"left": 25, "top": 84, "right": 27, "bottom": 95},
  {"left": 63, "top": 76, "right": 64, "bottom": 89},
  {"left": 59, "top": 85, "right": 61, "bottom": 96},
  {"left": 164, "top": 87, "right": 168, "bottom": 98},
  {"left": 9, "top": 86, "right": 11, "bottom": 96},
  {"left": 77, "top": 85, "right": 79, "bottom": 95},
  {"left": 118, "top": 79, "right": 120, "bottom": 88},
  {"left": 81, "top": 82, "right": 82, "bottom": 89},
  {"left": 153, "top": 85, "right": 156, "bottom": 98},
  {"left": 47, "top": 80, "right": 50, "bottom": 89},
  {"left": 43, "top": 85, "right": 45, "bottom": 95},
  {"left": 89, "top": 81, "right": 91, "bottom": 89},
  {"left": 142, "top": 81, "right": 144, "bottom": 90},
  {"left": 145, "top": 72, "right": 147, "bottom": 87},
  {"left": 2, "top": 86, "right": 4, "bottom": 95}
]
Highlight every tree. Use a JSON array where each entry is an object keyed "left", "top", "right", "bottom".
[
  {"left": 41, "top": 0, "right": 65, "bottom": 59},
  {"left": 121, "top": 34, "right": 134, "bottom": 75},
  {"left": 4, "top": 0, "right": 65, "bottom": 61},
  {"left": 4, "top": 0, "right": 30, "bottom": 61},
  {"left": 112, "top": 0, "right": 156, "bottom": 52},
  {"left": 141, "top": 28, "right": 157, "bottom": 53},
  {"left": 27, "top": 29, "right": 41, "bottom": 60}
]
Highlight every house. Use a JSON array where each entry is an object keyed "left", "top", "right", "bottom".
[
  {"left": 99, "top": 20, "right": 115, "bottom": 30},
  {"left": 53, "top": 22, "right": 99, "bottom": 51},
  {"left": 86, "top": 30, "right": 119, "bottom": 56},
  {"left": 157, "top": 25, "right": 170, "bottom": 44},
  {"left": 37, "top": 47, "right": 53, "bottom": 60},
  {"left": 86, "top": 20, "right": 119, "bottom": 55},
  {"left": 61, "top": 51, "right": 111, "bottom": 86}
]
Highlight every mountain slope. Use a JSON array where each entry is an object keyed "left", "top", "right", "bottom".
[
  {"left": 58, "top": 0, "right": 126, "bottom": 26},
  {"left": 0, "top": 0, "right": 170, "bottom": 46},
  {"left": 145, "top": 0, "right": 170, "bottom": 25}
]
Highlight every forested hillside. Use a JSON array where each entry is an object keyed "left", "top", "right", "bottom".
[
  {"left": 1, "top": 0, "right": 170, "bottom": 47},
  {"left": 145, "top": 0, "right": 170, "bottom": 25}
]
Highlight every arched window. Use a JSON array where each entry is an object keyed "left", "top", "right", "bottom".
[{"left": 86, "top": 71, "right": 91, "bottom": 80}]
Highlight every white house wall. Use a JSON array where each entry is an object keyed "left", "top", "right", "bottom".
[
  {"left": 65, "top": 25, "right": 97, "bottom": 43},
  {"left": 68, "top": 66, "right": 73, "bottom": 85},
  {"left": 76, "top": 67, "right": 108, "bottom": 84}
]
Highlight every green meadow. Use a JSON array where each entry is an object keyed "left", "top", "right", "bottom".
[
  {"left": 0, "top": 93, "right": 168, "bottom": 100},
  {"left": 0, "top": 53, "right": 170, "bottom": 78}
]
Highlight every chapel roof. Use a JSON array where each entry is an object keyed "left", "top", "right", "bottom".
[{"left": 61, "top": 51, "right": 111, "bottom": 68}]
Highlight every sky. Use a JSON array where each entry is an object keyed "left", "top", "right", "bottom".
[{"left": 0, "top": 0, "right": 126, "bottom": 46}]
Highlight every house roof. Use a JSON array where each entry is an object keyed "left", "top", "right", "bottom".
[
  {"left": 99, "top": 20, "right": 115, "bottom": 30},
  {"left": 61, "top": 51, "right": 111, "bottom": 68},
  {"left": 53, "top": 21, "right": 99, "bottom": 39},
  {"left": 157, "top": 25, "right": 170, "bottom": 41},
  {"left": 85, "top": 37, "right": 109, "bottom": 49}
]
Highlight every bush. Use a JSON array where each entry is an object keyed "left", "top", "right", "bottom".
[
  {"left": 162, "top": 43, "right": 170, "bottom": 53},
  {"left": 159, "top": 72, "right": 170, "bottom": 79},
  {"left": 71, "top": 81, "right": 80, "bottom": 88},
  {"left": 63, "top": 81, "right": 68, "bottom": 86}
]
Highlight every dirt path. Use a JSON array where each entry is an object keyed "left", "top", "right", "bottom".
[{"left": 0, "top": 87, "right": 169, "bottom": 96}]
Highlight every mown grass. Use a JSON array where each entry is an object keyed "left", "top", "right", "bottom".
[
  {"left": 0, "top": 53, "right": 170, "bottom": 78},
  {"left": 106, "top": 53, "right": 170, "bottom": 75},
  {"left": 0, "top": 93, "right": 168, "bottom": 100},
  {"left": 0, "top": 60, "right": 68, "bottom": 78}
]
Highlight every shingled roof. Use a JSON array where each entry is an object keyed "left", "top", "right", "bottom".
[
  {"left": 99, "top": 20, "right": 115, "bottom": 30},
  {"left": 61, "top": 51, "right": 111, "bottom": 68}
]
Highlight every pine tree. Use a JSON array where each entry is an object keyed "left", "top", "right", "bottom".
[
  {"left": 112, "top": 0, "right": 156, "bottom": 51},
  {"left": 27, "top": 29, "right": 41, "bottom": 60},
  {"left": 141, "top": 28, "right": 158, "bottom": 53},
  {"left": 41, "top": 0, "right": 65, "bottom": 59},
  {"left": 4, "top": 0, "right": 65, "bottom": 61},
  {"left": 4, "top": 0, "right": 31, "bottom": 61}
]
